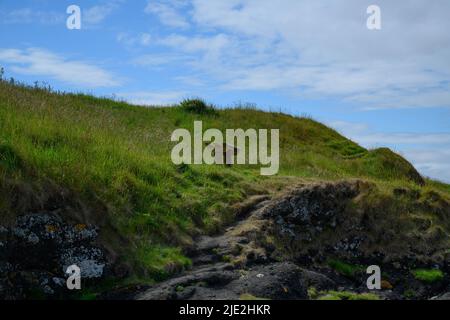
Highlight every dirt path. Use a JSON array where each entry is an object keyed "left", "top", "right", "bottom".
[{"left": 133, "top": 194, "right": 320, "bottom": 300}]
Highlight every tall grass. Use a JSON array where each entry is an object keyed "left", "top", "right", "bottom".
[{"left": 0, "top": 80, "right": 448, "bottom": 281}]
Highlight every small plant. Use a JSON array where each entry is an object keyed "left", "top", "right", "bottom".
[
  {"left": 176, "top": 285, "right": 184, "bottom": 292},
  {"left": 221, "top": 255, "right": 232, "bottom": 263},
  {"left": 412, "top": 269, "right": 444, "bottom": 283},
  {"left": 179, "top": 98, "right": 217, "bottom": 115},
  {"left": 0, "top": 67, "right": 4, "bottom": 80},
  {"left": 403, "top": 289, "right": 416, "bottom": 299},
  {"left": 308, "top": 287, "right": 319, "bottom": 299},
  {"left": 175, "top": 163, "right": 190, "bottom": 173}
]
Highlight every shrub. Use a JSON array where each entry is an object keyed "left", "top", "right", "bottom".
[
  {"left": 0, "top": 144, "right": 23, "bottom": 171},
  {"left": 179, "top": 98, "right": 216, "bottom": 115},
  {"left": 403, "top": 289, "right": 416, "bottom": 299}
]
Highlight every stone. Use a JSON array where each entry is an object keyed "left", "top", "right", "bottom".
[{"left": 0, "top": 213, "right": 106, "bottom": 299}]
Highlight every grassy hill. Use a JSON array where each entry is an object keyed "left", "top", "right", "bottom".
[{"left": 1, "top": 80, "right": 449, "bottom": 284}]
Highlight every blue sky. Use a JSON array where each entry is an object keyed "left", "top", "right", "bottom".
[{"left": 1, "top": 0, "right": 449, "bottom": 182}]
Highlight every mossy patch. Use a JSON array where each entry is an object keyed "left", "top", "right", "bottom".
[
  {"left": 412, "top": 269, "right": 444, "bottom": 283},
  {"left": 328, "top": 259, "right": 364, "bottom": 278}
]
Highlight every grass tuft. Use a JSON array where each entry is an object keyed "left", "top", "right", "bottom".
[{"left": 328, "top": 259, "right": 363, "bottom": 278}]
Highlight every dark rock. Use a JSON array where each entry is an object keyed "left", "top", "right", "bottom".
[
  {"left": 433, "top": 292, "right": 450, "bottom": 300},
  {"left": 0, "top": 213, "right": 106, "bottom": 299},
  {"left": 135, "top": 264, "right": 238, "bottom": 300},
  {"left": 226, "top": 262, "right": 309, "bottom": 300},
  {"left": 136, "top": 262, "right": 308, "bottom": 300},
  {"left": 263, "top": 182, "right": 360, "bottom": 244},
  {"left": 299, "top": 269, "right": 336, "bottom": 291}
]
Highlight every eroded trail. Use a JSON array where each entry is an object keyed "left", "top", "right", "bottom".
[
  {"left": 132, "top": 182, "right": 355, "bottom": 300},
  {"left": 134, "top": 194, "right": 314, "bottom": 300},
  {"left": 131, "top": 181, "right": 450, "bottom": 300}
]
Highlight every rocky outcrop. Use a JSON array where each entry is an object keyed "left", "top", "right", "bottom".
[
  {"left": 264, "top": 181, "right": 359, "bottom": 242},
  {"left": 129, "top": 190, "right": 333, "bottom": 300},
  {"left": 3, "top": 180, "right": 446, "bottom": 300},
  {"left": 432, "top": 292, "right": 450, "bottom": 300},
  {"left": 129, "top": 180, "right": 449, "bottom": 301},
  {"left": 0, "top": 213, "right": 106, "bottom": 299}
]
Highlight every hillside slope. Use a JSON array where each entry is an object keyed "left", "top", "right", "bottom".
[{"left": 0, "top": 81, "right": 449, "bottom": 299}]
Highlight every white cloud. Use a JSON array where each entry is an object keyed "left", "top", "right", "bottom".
[
  {"left": 136, "top": 0, "right": 450, "bottom": 109},
  {"left": 140, "top": 33, "right": 152, "bottom": 46},
  {"left": 158, "top": 33, "right": 230, "bottom": 54},
  {"left": 331, "top": 121, "right": 450, "bottom": 146},
  {"left": 145, "top": 0, "right": 190, "bottom": 29},
  {"left": 0, "top": 48, "right": 120, "bottom": 88},
  {"left": 0, "top": 2, "right": 124, "bottom": 26},
  {"left": 84, "top": 6, "right": 113, "bottom": 25},
  {"left": 404, "top": 149, "right": 450, "bottom": 183},
  {"left": 84, "top": 0, "right": 124, "bottom": 25},
  {"left": 117, "top": 32, "right": 153, "bottom": 47},
  {"left": 131, "top": 53, "right": 188, "bottom": 67},
  {"left": 0, "top": 8, "right": 64, "bottom": 24}
]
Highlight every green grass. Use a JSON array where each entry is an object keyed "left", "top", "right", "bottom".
[
  {"left": 78, "top": 292, "right": 98, "bottom": 301},
  {"left": 136, "top": 245, "right": 192, "bottom": 280},
  {"left": 328, "top": 259, "right": 364, "bottom": 278},
  {"left": 0, "top": 80, "right": 449, "bottom": 285},
  {"left": 412, "top": 269, "right": 444, "bottom": 283}
]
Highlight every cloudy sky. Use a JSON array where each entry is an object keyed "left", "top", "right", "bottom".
[{"left": 0, "top": 0, "right": 449, "bottom": 182}]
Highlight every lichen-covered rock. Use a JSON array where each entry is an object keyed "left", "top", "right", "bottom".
[
  {"left": 0, "top": 213, "right": 106, "bottom": 299},
  {"left": 263, "top": 181, "right": 359, "bottom": 243},
  {"left": 432, "top": 292, "right": 450, "bottom": 300},
  {"left": 60, "top": 247, "right": 105, "bottom": 278},
  {"left": 333, "top": 236, "right": 366, "bottom": 258}
]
